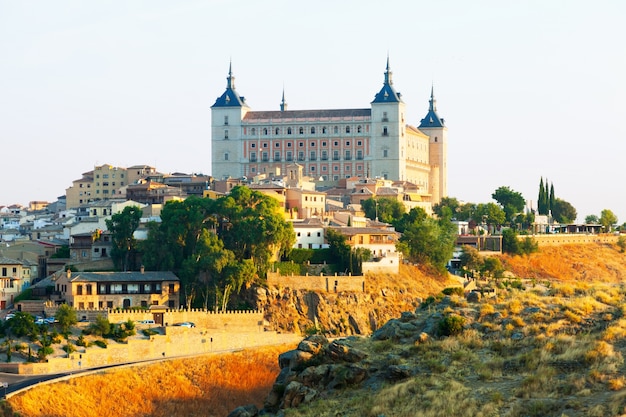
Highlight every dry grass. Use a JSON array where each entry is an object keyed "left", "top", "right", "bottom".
[{"left": 7, "top": 344, "right": 296, "bottom": 417}]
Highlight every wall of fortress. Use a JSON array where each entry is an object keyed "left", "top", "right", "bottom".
[
  {"left": 0, "top": 328, "right": 301, "bottom": 376},
  {"left": 525, "top": 234, "right": 619, "bottom": 247},
  {"left": 266, "top": 272, "right": 365, "bottom": 292}
]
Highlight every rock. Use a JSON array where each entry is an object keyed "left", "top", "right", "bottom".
[
  {"left": 523, "top": 307, "right": 541, "bottom": 314},
  {"left": 298, "top": 338, "right": 325, "bottom": 355},
  {"left": 327, "top": 340, "right": 367, "bottom": 363},
  {"left": 385, "top": 364, "right": 412, "bottom": 381},
  {"left": 466, "top": 291, "right": 481, "bottom": 302},
  {"left": 281, "top": 381, "right": 318, "bottom": 408},
  {"left": 227, "top": 404, "right": 259, "bottom": 417},
  {"left": 328, "top": 364, "right": 368, "bottom": 389},
  {"left": 279, "top": 349, "right": 313, "bottom": 370},
  {"left": 416, "top": 332, "right": 429, "bottom": 344},
  {"left": 299, "top": 364, "right": 333, "bottom": 387},
  {"left": 400, "top": 311, "right": 417, "bottom": 322},
  {"left": 511, "top": 332, "right": 524, "bottom": 340}
]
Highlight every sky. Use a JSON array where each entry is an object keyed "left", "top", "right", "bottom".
[{"left": 1, "top": 1, "right": 625, "bottom": 223}]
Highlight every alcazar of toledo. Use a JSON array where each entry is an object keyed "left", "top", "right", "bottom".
[{"left": 211, "top": 58, "right": 448, "bottom": 207}]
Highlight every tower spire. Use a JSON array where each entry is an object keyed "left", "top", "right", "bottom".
[
  {"left": 429, "top": 84, "right": 437, "bottom": 112},
  {"left": 280, "top": 86, "right": 288, "bottom": 111},
  {"left": 384, "top": 54, "right": 393, "bottom": 85},
  {"left": 226, "top": 59, "right": 235, "bottom": 90}
]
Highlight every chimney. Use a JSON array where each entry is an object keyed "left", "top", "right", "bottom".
[
  {"left": 140, "top": 265, "right": 145, "bottom": 274},
  {"left": 66, "top": 269, "right": 71, "bottom": 279}
]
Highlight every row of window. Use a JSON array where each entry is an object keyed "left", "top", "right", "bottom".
[
  {"left": 247, "top": 125, "right": 367, "bottom": 136},
  {"left": 250, "top": 140, "right": 363, "bottom": 149},
  {"left": 249, "top": 164, "right": 363, "bottom": 174},
  {"left": 95, "top": 173, "right": 125, "bottom": 179},
  {"left": 1, "top": 267, "right": 18, "bottom": 277},
  {"left": 248, "top": 149, "right": 364, "bottom": 162},
  {"left": 76, "top": 300, "right": 176, "bottom": 309},
  {"left": 75, "top": 282, "right": 171, "bottom": 295}
]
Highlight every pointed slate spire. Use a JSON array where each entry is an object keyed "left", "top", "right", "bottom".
[
  {"left": 211, "top": 61, "right": 247, "bottom": 108},
  {"left": 280, "top": 87, "right": 288, "bottom": 112},
  {"left": 419, "top": 84, "right": 445, "bottom": 128},
  {"left": 372, "top": 56, "right": 402, "bottom": 103}
]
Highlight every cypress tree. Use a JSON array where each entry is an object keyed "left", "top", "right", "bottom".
[
  {"left": 548, "top": 184, "right": 555, "bottom": 211},
  {"left": 538, "top": 177, "right": 546, "bottom": 215}
]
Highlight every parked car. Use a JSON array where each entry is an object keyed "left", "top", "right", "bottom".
[
  {"left": 178, "top": 322, "right": 196, "bottom": 328},
  {"left": 4, "top": 313, "right": 15, "bottom": 321},
  {"left": 138, "top": 319, "right": 155, "bottom": 325}
]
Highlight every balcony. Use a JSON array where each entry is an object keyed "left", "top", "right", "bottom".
[
  {"left": 274, "top": 157, "right": 282, "bottom": 162},
  {"left": 250, "top": 157, "right": 257, "bottom": 162},
  {"left": 261, "top": 157, "right": 269, "bottom": 162},
  {"left": 310, "top": 157, "right": 317, "bottom": 161},
  {"left": 332, "top": 156, "right": 340, "bottom": 161},
  {"left": 298, "top": 157, "right": 306, "bottom": 162},
  {"left": 320, "top": 156, "right": 328, "bottom": 161},
  {"left": 356, "top": 156, "right": 363, "bottom": 160},
  {"left": 285, "top": 156, "right": 293, "bottom": 162},
  {"left": 344, "top": 156, "right": 352, "bottom": 160}
]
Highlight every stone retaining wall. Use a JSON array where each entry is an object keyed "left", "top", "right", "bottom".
[{"left": 267, "top": 272, "right": 365, "bottom": 292}]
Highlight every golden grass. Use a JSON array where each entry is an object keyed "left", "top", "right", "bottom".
[{"left": 8, "top": 344, "right": 296, "bottom": 417}]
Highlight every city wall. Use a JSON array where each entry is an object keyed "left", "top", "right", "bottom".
[
  {"left": 0, "top": 328, "right": 301, "bottom": 375},
  {"left": 525, "top": 234, "right": 619, "bottom": 247},
  {"left": 266, "top": 272, "right": 365, "bottom": 292}
]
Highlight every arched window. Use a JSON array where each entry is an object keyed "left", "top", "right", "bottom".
[
  {"left": 263, "top": 128, "right": 268, "bottom": 135},
  {"left": 346, "top": 126, "right": 351, "bottom": 133},
  {"left": 275, "top": 127, "right": 280, "bottom": 135},
  {"left": 357, "top": 125, "right": 362, "bottom": 133},
  {"left": 322, "top": 126, "right": 327, "bottom": 134},
  {"left": 311, "top": 127, "right": 316, "bottom": 134},
  {"left": 334, "top": 126, "right": 339, "bottom": 134},
  {"left": 287, "top": 127, "right": 292, "bottom": 135},
  {"left": 299, "top": 127, "right": 304, "bottom": 135},
  {"left": 224, "top": 153, "right": 229, "bottom": 161},
  {"left": 251, "top": 128, "right": 256, "bottom": 136}
]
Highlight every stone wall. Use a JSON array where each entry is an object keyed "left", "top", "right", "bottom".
[
  {"left": 525, "top": 234, "right": 619, "bottom": 247},
  {"left": 0, "top": 329, "right": 301, "bottom": 375},
  {"left": 267, "top": 272, "right": 365, "bottom": 292}
]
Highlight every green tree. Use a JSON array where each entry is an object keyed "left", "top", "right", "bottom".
[
  {"left": 106, "top": 205, "right": 143, "bottom": 271},
  {"left": 600, "top": 209, "right": 618, "bottom": 232},
  {"left": 475, "top": 203, "right": 506, "bottom": 231},
  {"left": 502, "top": 228, "right": 520, "bottom": 254},
  {"left": 552, "top": 198, "right": 577, "bottom": 224},
  {"left": 481, "top": 257, "right": 503, "bottom": 278},
  {"left": 6, "top": 312, "right": 38, "bottom": 339},
  {"left": 585, "top": 214, "right": 600, "bottom": 224},
  {"left": 492, "top": 186, "right": 526, "bottom": 225},
  {"left": 459, "top": 246, "right": 483, "bottom": 275},
  {"left": 361, "top": 197, "right": 406, "bottom": 224},
  {"left": 55, "top": 304, "right": 78, "bottom": 334},
  {"left": 215, "top": 186, "right": 295, "bottom": 275},
  {"left": 396, "top": 208, "right": 457, "bottom": 274},
  {"left": 89, "top": 315, "right": 111, "bottom": 337},
  {"left": 549, "top": 183, "right": 555, "bottom": 213},
  {"left": 538, "top": 177, "right": 547, "bottom": 215},
  {"left": 50, "top": 245, "right": 70, "bottom": 259}
]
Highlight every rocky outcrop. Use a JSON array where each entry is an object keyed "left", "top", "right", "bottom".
[{"left": 250, "top": 285, "right": 424, "bottom": 337}]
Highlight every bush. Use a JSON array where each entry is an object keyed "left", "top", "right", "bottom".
[
  {"left": 442, "top": 287, "right": 464, "bottom": 297},
  {"left": 63, "top": 343, "right": 76, "bottom": 354},
  {"left": 94, "top": 340, "right": 108, "bottom": 349},
  {"left": 439, "top": 314, "right": 465, "bottom": 336},
  {"left": 76, "top": 335, "right": 89, "bottom": 347},
  {"left": 142, "top": 329, "right": 159, "bottom": 337}
]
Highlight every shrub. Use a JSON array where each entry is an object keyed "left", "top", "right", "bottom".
[
  {"left": 94, "top": 339, "right": 108, "bottom": 349},
  {"left": 142, "top": 329, "right": 159, "bottom": 337},
  {"left": 76, "top": 334, "right": 88, "bottom": 347},
  {"left": 63, "top": 343, "right": 76, "bottom": 354},
  {"left": 442, "top": 287, "right": 464, "bottom": 297},
  {"left": 439, "top": 314, "right": 465, "bottom": 336}
]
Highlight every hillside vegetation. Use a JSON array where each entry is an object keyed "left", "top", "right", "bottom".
[
  {"left": 6, "top": 243, "right": 626, "bottom": 417},
  {"left": 5, "top": 344, "right": 296, "bottom": 417}
]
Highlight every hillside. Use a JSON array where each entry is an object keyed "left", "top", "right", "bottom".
[
  {"left": 500, "top": 242, "right": 626, "bottom": 283},
  {"left": 254, "top": 263, "right": 459, "bottom": 337},
  {"left": 227, "top": 242, "right": 626, "bottom": 417}
]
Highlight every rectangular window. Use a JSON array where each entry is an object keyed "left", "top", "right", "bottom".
[
  {"left": 77, "top": 285, "right": 83, "bottom": 295},
  {"left": 383, "top": 150, "right": 388, "bottom": 157}
]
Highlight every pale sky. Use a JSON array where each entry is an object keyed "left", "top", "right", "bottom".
[{"left": 1, "top": 1, "right": 625, "bottom": 223}]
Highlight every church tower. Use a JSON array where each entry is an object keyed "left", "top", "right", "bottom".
[
  {"left": 419, "top": 86, "right": 448, "bottom": 204},
  {"left": 369, "top": 57, "right": 407, "bottom": 180},
  {"left": 211, "top": 63, "right": 250, "bottom": 180}
]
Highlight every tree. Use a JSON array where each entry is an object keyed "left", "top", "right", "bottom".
[
  {"left": 552, "top": 198, "right": 577, "bottom": 224},
  {"left": 6, "top": 312, "right": 38, "bottom": 339},
  {"left": 459, "top": 246, "right": 483, "bottom": 274},
  {"left": 538, "top": 177, "right": 547, "bottom": 215},
  {"left": 492, "top": 186, "right": 526, "bottom": 225},
  {"left": 55, "top": 304, "right": 77, "bottom": 334},
  {"left": 585, "top": 214, "right": 600, "bottom": 224},
  {"left": 481, "top": 257, "right": 503, "bottom": 278},
  {"left": 475, "top": 203, "right": 506, "bottom": 231},
  {"left": 600, "top": 209, "right": 618, "bottom": 232},
  {"left": 396, "top": 207, "right": 457, "bottom": 274},
  {"left": 106, "top": 205, "right": 143, "bottom": 271},
  {"left": 89, "top": 315, "right": 111, "bottom": 337},
  {"left": 361, "top": 197, "right": 406, "bottom": 224}
]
